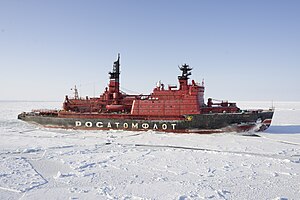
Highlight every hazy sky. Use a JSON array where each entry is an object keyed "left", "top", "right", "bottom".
[{"left": 0, "top": 0, "right": 299, "bottom": 101}]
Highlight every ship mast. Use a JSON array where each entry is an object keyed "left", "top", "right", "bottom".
[
  {"left": 109, "top": 54, "right": 120, "bottom": 86},
  {"left": 108, "top": 54, "right": 121, "bottom": 104},
  {"left": 178, "top": 64, "right": 192, "bottom": 90},
  {"left": 108, "top": 54, "right": 120, "bottom": 93},
  {"left": 74, "top": 85, "right": 79, "bottom": 100}
]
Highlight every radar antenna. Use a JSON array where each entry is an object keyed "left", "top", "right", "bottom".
[
  {"left": 72, "top": 85, "right": 79, "bottom": 99},
  {"left": 178, "top": 63, "right": 192, "bottom": 80}
]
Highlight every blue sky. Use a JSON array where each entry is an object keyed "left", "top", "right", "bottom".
[{"left": 0, "top": 0, "right": 299, "bottom": 101}]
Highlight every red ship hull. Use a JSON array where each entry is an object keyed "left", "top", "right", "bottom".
[{"left": 18, "top": 55, "right": 274, "bottom": 133}]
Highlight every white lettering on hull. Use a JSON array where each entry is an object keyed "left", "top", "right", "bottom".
[
  {"left": 75, "top": 121, "right": 82, "bottom": 127},
  {"left": 132, "top": 123, "right": 138, "bottom": 129},
  {"left": 142, "top": 123, "right": 149, "bottom": 129},
  {"left": 75, "top": 121, "right": 177, "bottom": 130},
  {"left": 107, "top": 122, "right": 112, "bottom": 128},
  {"left": 162, "top": 124, "right": 167, "bottom": 130},
  {"left": 171, "top": 123, "right": 176, "bottom": 130},
  {"left": 96, "top": 122, "right": 103, "bottom": 128},
  {"left": 85, "top": 122, "right": 92, "bottom": 127}
]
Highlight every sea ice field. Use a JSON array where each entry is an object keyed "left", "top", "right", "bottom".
[{"left": 0, "top": 101, "right": 299, "bottom": 200}]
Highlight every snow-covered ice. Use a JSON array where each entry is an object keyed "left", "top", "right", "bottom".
[{"left": 0, "top": 101, "right": 299, "bottom": 199}]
